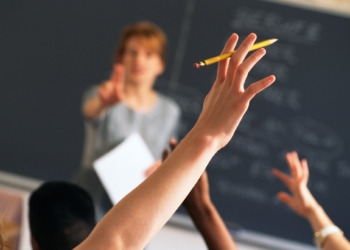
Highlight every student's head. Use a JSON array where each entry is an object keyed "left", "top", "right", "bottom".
[
  {"left": 29, "top": 182, "right": 96, "bottom": 250},
  {"left": 114, "top": 21, "right": 167, "bottom": 86}
]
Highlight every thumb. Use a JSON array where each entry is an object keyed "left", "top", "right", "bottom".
[
  {"left": 277, "top": 192, "right": 293, "bottom": 207},
  {"left": 153, "top": 159, "right": 162, "bottom": 167},
  {"left": 112, "top": 64, "right": 125, "bottom": 85},
  {"left": 144, "top": 160, "right": 162, "bottom": 177}
]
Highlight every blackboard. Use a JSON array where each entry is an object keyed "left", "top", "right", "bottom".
[
  {"left": 1, "top": 0, "right": 350, "bottom": 247},
  {"left": 0, "top": 0, "right": 188, "bottom": 180},
  {"left": 161, "top": 0, "right": 350, "bottom": 247}
]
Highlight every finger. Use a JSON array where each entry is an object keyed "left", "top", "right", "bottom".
[
  {"left": 216, "top": 33, "right": 239, "bottom": 83},
  {"left": 150, "top": 160, "right": 162, "bottom": 172},
  {"left": 169, "top": 138, "right": 178, "bottom": 152},
  {"left": 110, "top": 65, "right": 118, "bottom": 82},
  {"left": 111, "top": 64, "right": 121, "bottom": 81},
  {"left": 98, "top": 84, "right": 111, "bottom": 104},
  {"left": 287, "top": 151, "right": 302, "bottom": 179},
  {"left": 144, "top": 164, "right": 158, "bottom": 177},
  {"left": 201, "top": 170, "right": 208, "bottom": 182},
  {"left": 112, "top": 64, "right": 125, "bottom": 84},
  {"left": 241, "top": 75, "right": 275, "bottom": 103},
  {"left": 113, "top": 64, "right": 125, "bottom": 84},
  {"left": 292, "top": 152, "right": 303, "bottom": 179},
  {"left": 112, "top": 65, "right": 125, "bottom": 100},
  {"left": 301, "top": 159, "right": 309, "bottom": 181},
  {"left": 226, "top": 33, "right": 256, "bottom": 87},
  {"left": 232, "top": 48, "right": 266, "bottom": 91},
  {"left": 272, "top": 169, "right": 292, "bottom": 188},
  {"left": 277, "top": 192, "right": 293, "bottom": 207},
  {"left": 162, "top": 148, "right": 169, "bottom": 162}
]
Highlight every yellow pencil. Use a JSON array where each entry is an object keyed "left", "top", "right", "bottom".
[{"left": 193, "top": 38, "right": 278, "bottom": 68}]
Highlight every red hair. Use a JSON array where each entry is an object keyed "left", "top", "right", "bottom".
[{"left": 114, "top": 21, "right": 167, "bottom": 64}]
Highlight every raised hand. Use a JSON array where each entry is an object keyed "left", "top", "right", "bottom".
[
  {"left": 98, "top": 64, "right": 125, "bottom": 107},
  {"left": 75, "top": 34, "right": 274, "bottom": 250},
  {"left": 272, "top": 151, "right": 319, "bottom": 218},
  {"left": 272, "top": 152, "right": 350, "bottom": 250},
  {"left": 193, "top": 33, "right": 275, "bottom": 150}
]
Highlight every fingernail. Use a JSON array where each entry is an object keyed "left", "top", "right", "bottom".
[
  {"left": 249, "top": 33, "right": 256, "bottom": 38},
  {"left": 258, "top": 48, "right": 266, "bottom": 54}
]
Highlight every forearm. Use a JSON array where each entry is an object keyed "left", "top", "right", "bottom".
[
  {"left": 306, "top": 205, "right": 350, "bottom": 250},
  {"left": 76, "top": 129, "right": 219, "bottom": 250},
  {"left": 306, "top": 205, "right": 333, "bottom": 232},
  {"left": 323, "top": 233, "right": 350, "bottom": 250},
  {"left": 83, "top": 96, "right": 107, "bottom": 119},
  {"left": 185, "top": 200, "right": 237, "bottom": 250}
]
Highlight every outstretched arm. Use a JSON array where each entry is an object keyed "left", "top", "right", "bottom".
[
  {"left": 273, "top": 152, "right": 350, "bottom": 250},
  {"left": 162, "top": 140, "right": 237, "bottom": 250},
  {"left": 75, "top": 33, "right": 275, "bottom": 250},
  {"left": 83, "top": 64, "right": 125, "bottom": 119}
]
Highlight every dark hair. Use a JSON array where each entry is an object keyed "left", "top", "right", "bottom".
[{"left": 29, "top": 182, "right": 96, "bottom": 250}]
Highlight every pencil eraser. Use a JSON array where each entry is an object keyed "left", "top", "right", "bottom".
[{"left": 193, "top": 63, "right": 200, "bottom": 69}]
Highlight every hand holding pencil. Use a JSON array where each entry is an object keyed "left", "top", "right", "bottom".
[{"left": 194, "top": 38, "right": 278, "bottom": 68}]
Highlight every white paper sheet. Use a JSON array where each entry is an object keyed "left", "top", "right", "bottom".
[{"left": 93, "top": 132, "right": 155, "bottom": 204}]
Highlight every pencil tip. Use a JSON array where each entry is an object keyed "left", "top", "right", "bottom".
[
  {"left": 193, "top": 63, "right": 200, "bottom": 69},
  {"left": 270, "top": 38, "right": 278, "bottom": 43}
]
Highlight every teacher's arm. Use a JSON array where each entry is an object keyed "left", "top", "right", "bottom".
[{"left": 83, "top": 64, "right": 125, "bottom": 119}]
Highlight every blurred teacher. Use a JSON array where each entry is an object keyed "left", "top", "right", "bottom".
[{"left": 76, "top": 21, "right": 181, "bottom": 218}]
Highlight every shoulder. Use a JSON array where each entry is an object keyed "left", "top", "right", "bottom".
[{"left": 157, "top": 93, "right": 181, "bottom": 116}]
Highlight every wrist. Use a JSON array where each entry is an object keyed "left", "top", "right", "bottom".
[
  {"left": 187, "top": 127, "right": 222, "bottom": 153},
  {"left": 185, "top": 199, "right": 215, "bottom": 219},
  {"left": 184, "top": 196, "right": 212, "bottom": 212},
  {"left": 304, "top": 203, "right": 322, "bottom": 220},
  {"left": 306, "top": 204, "right": 334, "bottom": 232},
  {"left": 314, "top": 225, "right": 343, "bottom": 249}
]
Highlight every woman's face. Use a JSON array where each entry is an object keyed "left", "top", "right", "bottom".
[{"left": 121, "top": 36, "right": 164, "bottom": 88}]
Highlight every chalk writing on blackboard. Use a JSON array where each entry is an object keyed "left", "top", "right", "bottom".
[
  {"left": 252, "top": 59, "right": 290, "bottom": 83},
  {"left": 230, "top": 7, "right": 322, "bottom": 44},
  {"left": 337, "top": 160, "right": 350, "bottom": 179},
  {"left": 216, "top": 178, "right": 270, "bottom": 204},
  {"left": 288, "top": 117, "right": 344, "bottom": 158}
]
